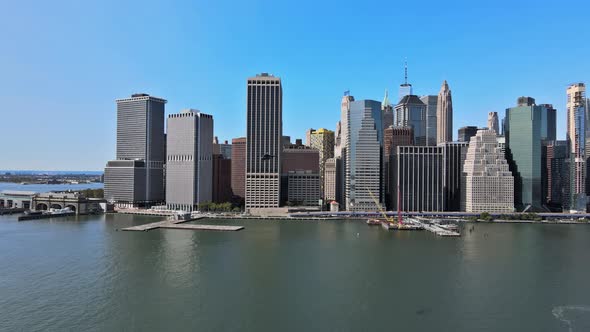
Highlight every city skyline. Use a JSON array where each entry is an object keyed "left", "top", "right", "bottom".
[{"left": 2, "top": 0, "right": 590, "bottom": 170}]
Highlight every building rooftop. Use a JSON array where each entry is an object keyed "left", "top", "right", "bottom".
[
  {"left": 397, "top": 95, "right": 425, "bottom": 106},
  {"left": 116, "top": 94, "right": 167, "bottom": 104}
]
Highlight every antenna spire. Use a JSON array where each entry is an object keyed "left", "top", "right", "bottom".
[{"left": 404, "top": 59, "right": 408, "bottom": 85}]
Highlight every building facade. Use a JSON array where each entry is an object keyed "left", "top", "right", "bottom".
[
  {"left": 309, "top": 128, "right": 335, "bottom": 200},
  {"left": 286, "top": 171, "right": 320, "bottom": 206},
  {"left": 488, "top": 112, "right": 500, "bottom": 134},
  {"left": 384, "top": 126, "right": 414, "bottom": 209},
  {"left": 282, "top": 142, "right": 320, "bottom": 206},
  {"left": 420, "top": 95, "right": 438, "bottom": 146},
  {"left": 165, "top": 110, "right": 213, "bottom": 211},
  {"left": 390, "top": 146, "right": 444, "bottom": 212},
  {"left": 104, "top": 93, "right": 166, "bottom": 206},
  {"left": 395, "top": 95, "right": 426, "bottom": 146},
  {"left": 230, "top": 137, "right": 246, "bottom": 199},
  {"left": 462, "top": 130, "right": 514, "bottom": 213},
  {"left": 245, "top": 73, "right": 282, "bottom": 209},
  {"left": 458, "top": 126, "right": 478, "bottom": 143},
  {"left": 213, "top": 137, "right": 232, "bottom": 160},
  {"left": 324, "top": 157, "right": 338, "bottom": 202},
  {"left": 212, "top": 154, "right": 232, "bottom": 203},
  {"left": 544, "top": 140, "right": 569, "bottom": 210},
  {"left": 346, "top": 100, "right": 383, "bottom": 211},
  {"left": 436, "top": 80, "right": 453, "bottom": 144},
  {"left": 505, "top": 97, "right": 543, "bottom": 210},
  {"left": 441, "top": 142, "right": 469, "bottom": 211},
  {"left": 566, "top": 83, "right": 587, "bottom": 212}
]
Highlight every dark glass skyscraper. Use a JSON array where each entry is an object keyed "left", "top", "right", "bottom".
[
  {"left": 505, "top": 97, "right": 554, "bottom": 211},
  {"left": 104, "top": 94, "right": 166, "bottom": 206},
  {"left": 245, "top": 73, "right": 282, "bottom": 209}
]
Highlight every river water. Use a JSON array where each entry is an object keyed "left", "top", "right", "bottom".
[
  {"left": 0, "top": 182, "right": 103, "bottom": 193},
  {"left": 1, "top": 213, "right": 589, "bottom": 331}
]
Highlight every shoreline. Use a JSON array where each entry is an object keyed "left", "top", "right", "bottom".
[{"left": 108, "top": 211, "right": 590, "bottom": 225}]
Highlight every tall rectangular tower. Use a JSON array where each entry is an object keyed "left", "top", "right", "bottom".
[
  {"left": 245, "top": 73, "right": 282, "bottom": 209},
  {"left": 104, "top": 93, "right": 166, "bottom": 206},
  {"left": 231, "top": 137, "right": 247, "bottom": 199},
  {"left": 436, "top": 80, "right": 453, "bottom": 144},
  {"left": 309, "top": 128, "right": 335, "bottom": 200},
  {"left": 505, "top": 97, "right": 543, "bottom": 210},
  {"left": 165, "top": 110, "right": 213, "bottom": 211},
  {"left": 566, "top": 83, "right": 587, "bottom": 212},
  {"left": 420, "top": 95, "right": 438, "bottom": 146},
  {"left": 346, "top": 100, "right": 383, "bottom": 211}
]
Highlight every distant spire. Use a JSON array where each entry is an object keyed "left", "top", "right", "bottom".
[
  {"left": 404, "top": 60, "right": 408, "bottom": 85},
  {"left": 382, "top": 89, "right": 390, "bottom": 110}
]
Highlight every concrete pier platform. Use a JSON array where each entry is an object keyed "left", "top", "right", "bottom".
[
  {"left": 160, "top": 224, "right": 244, "bottom": 231},
  {"left": 120, "top": 215, "right": 243, "bottom": 232}
]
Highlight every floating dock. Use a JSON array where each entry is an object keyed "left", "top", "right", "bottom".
[
  {"left": 120, "top": 215, "right": 244, "bottom": 232},
  {"left": 159, "top": 224, "right": 244, "bottom": 231}
]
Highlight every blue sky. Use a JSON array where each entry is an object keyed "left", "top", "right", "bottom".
[{"left": 1, "top": 0, "right": 589, "bottom": 170}]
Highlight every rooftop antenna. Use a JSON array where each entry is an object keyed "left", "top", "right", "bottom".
[{"left": 404, "top": 59, "right": 408, "bottom": 85}]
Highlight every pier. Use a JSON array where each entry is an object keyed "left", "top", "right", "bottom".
[
  {"left": 120, "top": 215, "right": 244, "bottom": 232},
  {"left": 411, "top": 218, "right": 461, "bottom": 237}
]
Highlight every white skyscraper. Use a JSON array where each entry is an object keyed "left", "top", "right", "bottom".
[
  {"left": 462, "top": 129, "right": 514, "bottom": 213},
  {"left": 487, "top": 112, "right": 500, "bottom": 134},
  {"left": 165, "top": 110, "right": 213, "bottom": 211},
  {"left": 566, "top": 83, "right": 587, "bottom": 212}
]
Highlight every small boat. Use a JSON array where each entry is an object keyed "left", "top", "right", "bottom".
[{"left": 367, "top": 219, "right": 381, "bottom": 226}]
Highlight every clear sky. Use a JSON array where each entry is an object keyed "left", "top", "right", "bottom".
[{"left": 1, "top": 0, "right": 589, "bottom": 171}]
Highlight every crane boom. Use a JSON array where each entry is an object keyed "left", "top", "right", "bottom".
[{"left": 366, "top": 189, "right": 394, "bottom": 223}]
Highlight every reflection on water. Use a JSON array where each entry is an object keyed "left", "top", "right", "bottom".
[
  {"left": 553, "top": 306, "right": 590, "bottom": 332},
  {"left": 1, "top": 214, "right": 590, "bottom": 331}
]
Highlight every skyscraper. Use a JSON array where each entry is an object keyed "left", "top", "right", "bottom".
[
  {"left": 231, "top": 137, "right": 246, "bottom": 200},
  {"left": 420, "top": 95, "right": 438, "bottom": 146},
  {"left": 335, "top": 93, "right": 354, "bottom": 206},
  {"left": 212, "top": 137, "right": 232, "bottom": 159},
  {"left": 436, "top": 80, "right": 453, "bottom": 144},
  {"left": 305, "top": 128, "right": 315, "bottom": 147},
  {"left": 544, "top": 140, "right": 568, "bottom": 210},
  {"left": 346, "top": 100, "right": 383, "bottom": 211},
  {"left": 505, "top": 97, "right": 543, "bottom": 210},
  {"left": 309, "top": 128, "right": 335, "bottom": 200},
  {"left": 390, "top": 146, "right": 444, "bottom": 212},
  {"left": 212, "top": 154, "right": 232, "bottom": 203},
  {"left": 245, "top": 73, "right": 282, "bottom": 209},
  {"left": 104, "top": 93, "right": 166, "bottom": 206},
  {"left": 487, "top": 112, "right": 500, "bottom": 134},
  {"left": 382, "top": 90, "right": 394, "bottom": 130},
  {"left": 395, "top": 95, "right": 426, "bottom": 145},
  {"left": 282, "top": 141, "right": 320, "bottom": 206},
  {"left": 383, "top": 125, "right": 413, "bottom": 209},
  {"left": 165, "top": 110, "right": 213, "bottom": 211},
  {"left": 324, "top": 158, "right": 338, "bottom": 202},
  {"left": 566, "top": 83, "right": 587, "bottom": 212},
  {"left": 462, "top": 130, "right": 514, "bottom": 213},
  {"left": 441, "top": 142, "right": 469, "bottom": 211},
  {"left": 458, "top": 126, "right": 478, "bottom": 143},
  {"left": 538, "top": 104, "right": 557, "bottom": 141}
]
